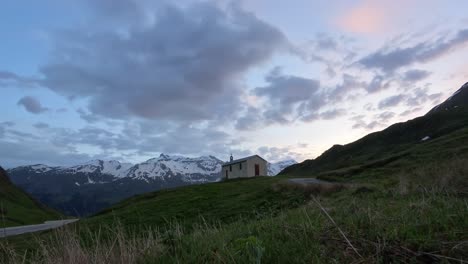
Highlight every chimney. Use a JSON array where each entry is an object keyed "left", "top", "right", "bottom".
[{"left": 230, "top": 154, "right": 233, "bottom": 162}]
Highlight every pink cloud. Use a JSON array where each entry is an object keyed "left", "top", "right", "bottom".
[
  {"left": 337, "top": 1, "right": 385, "bottom": 34},
  {"left": 335, "top": 0, "right": 414, "bottom": 34}
]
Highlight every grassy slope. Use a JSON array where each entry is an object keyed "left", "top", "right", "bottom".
[
  {"left": 282, "top": 97, "right": 468, "bottom": 177},
  {"left": 88, "top": 176, "right": 305, "bottom": 229},
  {"left": 0, "top": 167, "right": 60, "bottom": 227}
]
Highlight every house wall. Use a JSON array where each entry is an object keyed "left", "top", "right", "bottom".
[
  {"left": 222, "top": 161, "right": 247, "bottom": 179},
  {"left": 246, "top": 156, "right": 267, "bottom": 176}
]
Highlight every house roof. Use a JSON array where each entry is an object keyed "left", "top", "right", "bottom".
[{"left": 221, "top": 155, "right": 267, "bottom": 166}]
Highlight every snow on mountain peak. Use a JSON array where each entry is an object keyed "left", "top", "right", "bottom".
[
  {"left": 126, "top": 155, "right": 223, "bottom": 181},
  {"left": 29, "top": 164, "right": 54, "bottom": 172},
  {"left": 268, "top": 160, "right": 297, "bottom": 176},
  {"left": 67, "top": 159, "right": 132, "bottom": 176}
]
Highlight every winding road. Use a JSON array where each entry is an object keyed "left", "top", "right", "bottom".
[{"left": 0, "top": 219, "right": 79, "bottom": 238}]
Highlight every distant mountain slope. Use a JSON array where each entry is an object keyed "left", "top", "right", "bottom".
[
  {"left": 8, "top": 154, "right": 293, "bottom": 217},
  {"left": 281, "top": 82, "right": 468, "bottom": 176},
  {"left": 268, "top": 160, "right": 297, "bottom": 176},
  {"left": 0, "top": 166, "right": 60, "bottom": 227}
]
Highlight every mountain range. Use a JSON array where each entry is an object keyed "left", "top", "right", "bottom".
[{"left": 7, "top": 155, "right": 296, "bottom": 216}]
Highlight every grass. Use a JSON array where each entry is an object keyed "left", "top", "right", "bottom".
[
  {"left": 87, "top": 176, "right": 307, "bottom": 230},
  {"left": 2, "top": 157, "right": 467, "bottom": 263},
  {"left": 0, "top": 168, "right": 60, "bottom": 228}
]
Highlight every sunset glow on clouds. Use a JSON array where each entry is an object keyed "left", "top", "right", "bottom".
[
  {"left": 0, "top": 0, "right": 467, "bottom": 167},
  {"left": 336, "top": 0, "right": 388, "bottom": 34}
]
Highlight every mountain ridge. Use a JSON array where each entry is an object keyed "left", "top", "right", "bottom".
[
  {"left": 281, "top": 82, "right": 468, "bottom": 176},
  {"left": 8, "top": 154, "right": 295, "bottom": 216}
]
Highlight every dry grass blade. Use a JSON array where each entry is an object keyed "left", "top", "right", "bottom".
[{"left": 312, "top": 195, "right": 363, "bottom": 259}]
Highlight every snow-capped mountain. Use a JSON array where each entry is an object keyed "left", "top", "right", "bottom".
[
  {"left": 125, "top": 154, "right": 223, "bottom": 182},
  {"left": 8, "top": 154, "right": 296, "bottom": 216},
  {"left": 267, "top": 160, "right": 297, "bottom": 176},
  {"left": 66, "top": 160, "right": 133, "bottom": 177}
]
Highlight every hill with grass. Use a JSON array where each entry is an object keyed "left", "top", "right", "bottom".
[
  {"left": 281, "top": 82, "right": 468, "bottom": 177},
  {"left": 0, "top": 166, "right": 60, "bottom": 228}
]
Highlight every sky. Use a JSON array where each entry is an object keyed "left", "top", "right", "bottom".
[{"left": 1, "top": 0, "right": 468, "bottom": 167}]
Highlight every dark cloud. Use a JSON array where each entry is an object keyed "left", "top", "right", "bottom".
[
  {"left": 33, "top": 122, "right": 50, "bottom": 129},
  {"left": 77, "top": 108, "right": 100, "bottom": 123},
  {"left": 405, "top": 87, "right": 443, "bottom": 107},
  {"left": 378, "top": 86, "right": 443, "bottom": 110},
  {"left": 403, "top": 69, "right": 431, "bottom": 82},
  {"left": 255, "top": 67, "right": 321, "bottom": 112},
  {"left": 0, "top": 140, "right": 94, "bottom": 168},
  {"left": 375, "top": 111, "right": 395, "bottom": 122},
  {"left": 358, "top": 29, "right": 468, "bottom": 73},
  {"left": 252, "top": 67, "right": 323, "bottom": 124},
  {"left": 318, "top": 109, "right": 346, "bottom": 120},
  {"left": 39, "top": 1, "right": 289, "bottom": 123},
  {"left": 0, "top": 70, "right": 38, "bottom": 88},
  {"left": 378, "top": 94, "right": 406, "bottom": 109},
  {"left": 366, "top": 75, "right": 393, "bottom": 93},
  {"left": 17, "top": 96, "right": 48, "bottom": 114},
  {"left": 329, "top": 74, "right": 366, "bottom": 99},
  {"left": 351, "top": 115, "right": 385, "bottom": 130},
  {"left": 235, "top": 107, "right": 263, "bottom": 130},
  {"left": 257, "top": 146, "right": 301, "bottom": 162},
  {"left": 236, "top": 69, "right": 360, "bottom": 129},
  {"left": 314, "top": 33, "right": 338, "bottom": 50},
  {"left": 400, "top": 107, "right": 422, "bottom": 117}
]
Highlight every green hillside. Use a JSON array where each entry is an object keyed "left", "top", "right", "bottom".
[
  {"left": 0, "top": 166, "right": 60, "bottom": 228},
  {"left": 88, "top": 176, "right": 305, "bottom": 229},
  {"left": 282, "top": 82, "right": 468, "bottom": 177}
]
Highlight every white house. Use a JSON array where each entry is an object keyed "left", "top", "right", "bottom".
[{"left": 221, "top": 155, "right": 267, "bottom": 180}]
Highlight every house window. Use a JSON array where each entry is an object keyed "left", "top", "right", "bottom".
[
  {"left": 239, "top": 163, "right": 242, "bottom": 170},
  {"left": 230, "top": 165, "right": 232, "bottom": 172}
]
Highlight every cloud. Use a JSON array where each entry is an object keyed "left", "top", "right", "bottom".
[
  {"left": 257, "top": 146, "right": 304, "bottom": 163},
  {"left": 39, "top": 1, "right": 289, "bottom": 123},
  {"left": 254, "top": 67, "right": 321, "bottom": 117},
  {"left": 0, "top": 70, "right": 38, "bottom": 88},
  {"left": 351, "top": 115, "right": 385, "bottom": 130},
  {"left": 358, "top": 28, "right": 468, "bottom": 73},
  {"left": 402, "top": 69, "right": 431, "bottom": 82},
  {"left": 378, "top": 87, "right": 443, "bottom": 110},
  {"left": 33, "top": 122, "right": 50, "bottom": 129},
  {"left": 77, "top": 108, "right": 100, "bottom": 123},
  {"left": 400, "top": 107, "right": 422, "bottom": 117},
  {"left": 235, "top": 67, "right": 349, "bottom": 128},
  {"left": 17, "top": 96, "right": 48, "bottom": 114},
  {"left": 378, "top": 94, "right": 406, "bottom": 109},
  {"left": 375, "top": 111, "right": 395, "bottom": 122},
  {"left": 405, "top": 87, "right": 443, "bottom": 107},
  {"left": 0, "top": 140, "right": 94, "bottom": 168}
]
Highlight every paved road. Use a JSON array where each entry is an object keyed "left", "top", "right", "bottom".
[
  {"left": 0, "top": 219, "right": 79, "bottom": 238},
  {"left": 288, "top": 178, "right": 333, "bottom": 185}
]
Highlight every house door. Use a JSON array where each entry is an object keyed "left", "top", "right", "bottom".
[{"left": 255, "top": 164, "right": 260, "bottom": 176}]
